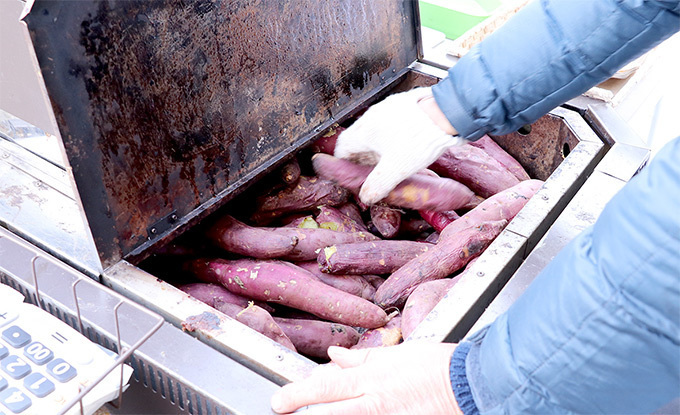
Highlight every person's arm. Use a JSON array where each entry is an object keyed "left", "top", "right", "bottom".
[
  {"left": 457, "top": 135, "right": 680, "bottom": 414},
  {"left": 433, "top": 0, "right": 680, "bottom": 139}
]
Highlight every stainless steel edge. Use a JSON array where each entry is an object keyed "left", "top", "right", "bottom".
[
  {"left": 101, "top": 261, "right": 316, "bottom": 385},
  {"left": 0, "top": 226, "right": 280, "bottom": 415},
  {"left": 585, "top": 102, "right": 647, "bottom": 147},
  {"left": 467, "top": 169, "right": 629, "bottom": 335}
]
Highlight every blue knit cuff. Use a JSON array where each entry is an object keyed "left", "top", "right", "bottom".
[{"left": 450, "top": 342, "right": 480, "bottom": 415}]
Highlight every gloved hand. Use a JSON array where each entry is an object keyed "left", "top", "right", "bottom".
[
  {"left": 334, "top": 87, "right": 467, "bottom": 205},
  {"left": 270, "top": 342, "right": 463, "bottom": 415}
]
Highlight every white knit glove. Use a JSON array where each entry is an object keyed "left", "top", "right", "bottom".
[{"left": 334, "top": 87, "right": 467, "bottom": 205}]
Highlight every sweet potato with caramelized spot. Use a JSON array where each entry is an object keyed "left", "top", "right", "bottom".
[
  {"left": 429, "top": 145, "right": 520, "bottom": 198},
  {"left": 280, "top": 158, "right": 302, "bottom": 185},
  {"left": 315, "top": 205, "right": 369, "bottom": 233},
  {"left": 206, "top": 215, "right": 298, "bottom": 259},
  {"left": 295, "top": 261, "right": 376, "bottom": 301},
  {"left": 351, "top": 314, "right": 402, "bottom": 349},
  {"left": 468, "top": 135, "right": 530, "bottom": 181},
  {"left": 310, "top": 126, "right": 345, "bottom": 154},
  {"left": 318, "top": 240, "right": 432, "bottom": 275},
  {"left": 251, "top": 176, "right": 349, "bottom": 224},
  {"left": 401, "top": 278, "right": 459, "bottom": 339},
  {"left": 275, "top": 227, "right": 379, "bottom": 261},
  {"left": 370, "top": 204, "right": 401, "bottom": 238},
  {"left": 273, "top": 317, "right": 360, "bottom": 359},
  {"left": 313, "top": 154, "right": 477, "bottom": 211},
  {"left": 374, "top": 219, "right": 507, "bottom": 308},
  {"left": 186, "top": 258, "right": 389, "bottom": 328}
]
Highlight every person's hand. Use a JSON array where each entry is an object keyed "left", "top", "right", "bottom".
[
  {"left": 270, "top": 342, "right": 463, "bottom": 415},
  {"left": 334, "top": 87, "right": 466, "bottom": 205}
]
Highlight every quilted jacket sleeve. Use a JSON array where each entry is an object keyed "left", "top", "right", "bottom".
[{"left": 432, "top": 0, "right": 680, "bottom": 140}]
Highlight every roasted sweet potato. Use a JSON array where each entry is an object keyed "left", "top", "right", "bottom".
[
  {"left": 310, "top": 125, "right": 345, "bottom": 154},
  {"left": 214, "top": 302, "right": 296, "bottom": 352},
  {"left": 429, "top": 145, "right": 520, "bottom": 198},
  {"left": 337, "top": 203, "right": 365, "bottom": 226},
  {"left": 315, "top": 205, "right": 369, "bottom": 233},
  {"left": 419, "top": 209, "right": 460, "bottom": 232},
  {"left": 251, "top": 176, "right": 349, "bottom": 224},
  {"left": 283, "top": 215, "right": 320, "bottom": 229},
  {"left": 401, "top": 278, "right": 459, "bottom": 339},
  {"left": 187, "top": 258, "right": 389, "bottom": 328},
  {"left": 318, "top": 240, "right": 432, "bottom": 275},
  {"left": 275, "top": 227, "right": 379, "bottom": 261},
  {"left": 374, "top": 180, "right": 543, "bottom": 308},
  {"left": 351, "top": 314, "right": 402, "bottom": 349},
  {"left": 295, "top": 261, "right": 376, "bottom": 301},
  {"left": 374, "top": 219, "right": 507, "bottom": 308},
  {"left": 206, "top": 215, "right": 298, "bottom": 259},
  {"left": 179, "top": 282, "right": 274, "bottom": 313},
  {"left": 313, "top": 154, "right": 477, "bottom": 211},
  {"left": 280, "top": 158, "right": 302, "bottom": 185},
  {"left": 468, "top": 135, "right": 530, "bottom": 181},
  {"left": 370, "top": 204, "right": 401, "bottom": 238},
  {"left": 273, "top": 317, "right": 360, "bottom": 359}
]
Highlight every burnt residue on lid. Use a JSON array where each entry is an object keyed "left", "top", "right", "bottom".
[{"left": 25, "top": 0, "right": 418, "bottom": 268}]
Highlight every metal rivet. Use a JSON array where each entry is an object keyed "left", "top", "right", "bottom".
[
  {"left": 476, "top": 271, "right": 485, "bottom": 277},
  {"left": 275, "top": 354, "right": 284, "bottom": 361},
  {"left": 542, "top": 194, "right": 549, "bottom": 201},
  {"left": 170, "top": 214, "right": 178, "bottom": 221},
  {"left": 1, "top": 152, "right": 9, "bottom": 159},
  {"left": 392, "top": 68, "right": 396, "bottom": 73},
  {"left": 150, "top": 228, "right": 157, "bottom": 235}
]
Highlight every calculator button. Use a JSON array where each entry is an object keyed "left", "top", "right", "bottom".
[
  {"left": 0, "top": 388, "right": 31, "bottom": 414},
  {"left": 0, "top": 344, "right": 7, "bottom": 360},
  {"left": 46, "top": 359, "right": 77, "bottom": 382},
  {"left": 23, "top": 373, "right": 54, "bottom": 398},
  {"left": 22, "top": 342, "right": 53, "bottom": 366},
  {"left": 1, "top": 328, "right": 30, "bottom": 349},
  {"left": 0, "top": 376, "right": 6, "bottom": 392},
  {"left": 0, "top": 356, "right": 30, "bottom": 380}
]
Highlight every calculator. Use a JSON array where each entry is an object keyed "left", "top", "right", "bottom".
[{"left": 0, "top": 282, "right": 133, "bottom": 415}]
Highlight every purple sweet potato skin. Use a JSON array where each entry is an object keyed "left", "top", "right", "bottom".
[
  {"left": 206, "top": 215, "right": 298, "bottom": 259},
  {"left": 295, "top": 261, "right": 376, "bottom": 301},
  {"left": 316, "top": 205, "right": 370, "bottom": 233},
  {"left": 179, "top": 282, "right": 274, "bottom": 313},
  {"left": 401, "top": 279, "right": 458, "bottom": 339},
  {"left": 374, "top": 180, "right": 543, "bottom": 308},
  {"left": 186, "top": 258, "right": 389, "bottom": 328},
  {"left": 280, "top": 158, "right": 302, "bottom": 185},
  {"left": 318, "top": 240, "right": 432, "bottom": 275},
  {"left": 215, "top": 302, "right": 296, "bottom": 352},
  {"left": 273, "top": 317, "right": 360, "bottom": 359},
  {"left": 419, "top": 210, "right": 460, "bottom": 233},
  {"left": 274, "top": 227, "right": 378, "bottom": 261},
  {"left": 251, "top": 176, "right": 349, "bottom": 224},
  {"left": 374, "top": 219, "right": 507, "bottom": 308},
  {"left": 337, "top": 203, "right": 365, "bottom": 226},
  {"left": 370, "top": 204, "right": 401, "bottom": 238},
  {"left": 311, "top": 126, "right": 345, "bottom": 155},
  {"left": 351, "top": 315, "right": 402, "bottom": 349},
  {"left": 429, "top": 145, "right": 520, "bottom": 198},
  {"left": 313, "top": 154, "right": 476, "bottom": 211},
  {"left": 468, "top": 135, "right": 531, "bottom": 181}
]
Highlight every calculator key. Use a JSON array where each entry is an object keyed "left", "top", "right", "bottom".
[
  {"left": 1, "top": 328, "right": 30, "bottom": 349},
  {"left": 22, "top": 342, "right": 53, "bottom": 366},
  {"left": 0, "top": 376, "right": 6, "bottom": 392},
  {"left": 46, "top": 359, "right": 77, "bottom": 382},
  {"left": 0, "top": 356, "right": 30, "bottom": 380},
  {"left": 0, "top": 388, "right": 31, "bottom": 414},
  {"left": 23, "top": 373, "right": 54, "bottom": 398},
  {"left": 0, "top": 344, "right": 7, "bottom": 360}
]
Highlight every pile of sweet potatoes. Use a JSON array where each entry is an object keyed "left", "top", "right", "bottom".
[{"left": 156, "top": 121, "right": 542, "bottom": 361}]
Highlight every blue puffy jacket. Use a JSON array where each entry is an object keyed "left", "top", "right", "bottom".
[{"left": 432, "top": 0, "right": 680, "bottom": 413}]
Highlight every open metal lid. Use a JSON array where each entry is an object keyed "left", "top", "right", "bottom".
[{"left": 24, "top": 0, "right": 420, "bottom": 269}]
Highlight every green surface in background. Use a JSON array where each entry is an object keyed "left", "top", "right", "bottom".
[{"left": 419, "top": 0, "right": 502, "bottom": 40}]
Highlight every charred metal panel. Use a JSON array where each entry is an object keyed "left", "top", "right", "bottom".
[{"left": 24, "top": 0, "right": 418, "bottom": 268}]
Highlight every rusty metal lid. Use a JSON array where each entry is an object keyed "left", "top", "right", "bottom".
[{"left": 24, "top": 0, "right": 420, "bottom": 269}]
